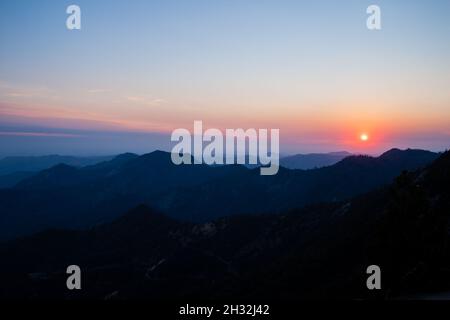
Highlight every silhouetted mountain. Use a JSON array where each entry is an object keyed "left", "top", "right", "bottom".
[
  {"left": 0, "top": 154, "right": 118, "bottom": 188},
  {"left": 280, "top": 151, "right": 352, "bottom": 169},
  {"left": 0, "top": 171, "right": 35, "bottom": 189},
  {"left": 0, "top": 155, "right": 115, "bottom": 176},
  {"left": 164, "top": 148, "right": 439, "bottom": 220},
  {"left": 1, "top": 151, "right": 449, "bottom": 300},
  {"left": 0, "top": 149, "right": 439, "bottom": 240}
]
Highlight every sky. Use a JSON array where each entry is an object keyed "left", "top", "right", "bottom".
[{"left": 0, "top": 0, "right": 449, "bottom": 157}]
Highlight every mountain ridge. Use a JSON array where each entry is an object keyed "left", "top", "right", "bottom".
[{"left": 0, "top": 148, "right": 440, "bottom": 240}]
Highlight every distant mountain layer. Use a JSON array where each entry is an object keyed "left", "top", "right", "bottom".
[
  {"left": 0, "top": 155, "right": 116, "bottom": 176},
  {"left": 0, "top": 155, "right": 118, "bottom": 188},
  {"left": 0, "top": 148, "right": 439, "bottom": 240},
  {"left": 1, "top": 150, "right": 449, "bottom": 299},
  {"left": 280, "top": 151, "right": 352, "bottom": 169},
  {"left": 0, "top": 171, "right": 36, "bottom": 189}
]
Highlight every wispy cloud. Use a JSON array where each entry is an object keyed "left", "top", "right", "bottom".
[
  {"left": 4, "top": 92, "right": 32, "bottom": 98},
  {"left": 0, "top": 131, "right": 83, "bottom": 138},
  {"left": 0, "top": 81, "right": 59, "bottom": 101},
  {"left": 87, "top": 89, "right": 111, "bottom": 94},
  {"left": 125, "top": 95, "right": 166, "bottom": 106}
]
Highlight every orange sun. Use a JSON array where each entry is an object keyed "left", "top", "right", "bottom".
[{"left": 360, "top": 133, "right": 369, "bottom": 142}]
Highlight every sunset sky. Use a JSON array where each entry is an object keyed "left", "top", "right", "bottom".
[{"left": 1, "top": 0, "right": 449, "bottom": 157}]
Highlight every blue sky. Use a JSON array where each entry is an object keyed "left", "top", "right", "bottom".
[{"left": 1, "top": 0, "right": 449, "bottom": 156}]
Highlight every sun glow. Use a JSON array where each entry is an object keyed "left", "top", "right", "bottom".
[{"left": 360, "top": 133, "right": 369, "bottom": 142}]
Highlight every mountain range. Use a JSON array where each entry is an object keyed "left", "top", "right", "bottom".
[
  {"left": 0, "top": 152, "right": 349, "bottom": 188},
  {"left": 0, "top": 148, "right": 439, "bottom": 240},
  {"left": 0, "top": 155, "right": 114, "bottom": 188},
  {"left": 279, "top": 151, "right": 352, "bottom": 169},
  {"left": 1, "top": 149, "right": 449, "bottom": 299}
]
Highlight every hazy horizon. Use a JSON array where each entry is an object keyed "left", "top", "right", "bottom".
[{"left": 0, "top": 143, "right": 445, "bottom": 160}]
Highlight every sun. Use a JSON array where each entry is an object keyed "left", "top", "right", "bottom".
[{"left": 360, "top": 133, "right": 369, "bottom": 142}]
